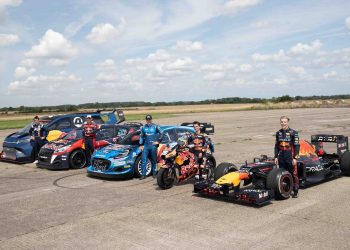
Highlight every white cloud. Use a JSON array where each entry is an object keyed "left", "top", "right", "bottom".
[
  {"left": 346, "top": 17, "right": 350, "bottom": 29},
  {"left": 0, "top": 33, "right": 20, "bottom": 46},
  {"left": 323, "top": 71, "right": 337, "bottom": 79},
  {"left": 165, "top": 57, "right": 195, "bottom": 71},
  {"left": 203, "top": 72, "right": 226, "bottom": 81},
  {"left": 14, "top": 66, "right": 35, "bottom": 79},
  {"left": 289, "top": 66, "right": 305, "bottom": 76},
  {"left": 48, "top": 59, "right": 69, "bottom": 66},
  {"left": 94, "top": 59, "right": 116, "bottom": 69},
  {"left": 19, "top": 59, "right": 37, "bottom": 68},
  {"left": 289, "top": 40, "right": 322, "bottom": 55},
  {"left": 0, "top": 0, "right": 22, "bottom": 8},
  {"left": 96, "top": 72, "right": 118, "bottom": 82},
  {"left": 201, "top": 63, "right": 235, "bottom": 71},
  {"left": 173, "top": 40, "right": 203, "bottom": 52},
  {"left": 250, "top": 20, "right": 270, "bottom": 29},
  {"left": 224, "top": 0, "right": 262, "bottom": 14},
  {"left": 25, "top": 29, "right": 78, "bottom": 61},
  {"left": 237, "top": 64, "right": 253, "bottom": 73},
  {"left": 86, "top": 19, "right": 125, "bottom": 44},
  {"left": 273, "top": 76, "right": 288, "bottom": 85},
  {"left": 148, "top": 49, "right": 170, "bottom": 61},
  {"left": 252, "top": 49, "right": 289, "bottom": 62}
]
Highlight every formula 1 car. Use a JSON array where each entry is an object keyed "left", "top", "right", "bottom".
[
  {"left": 0, "top": 110, "right": 125, "bottom": 163},
  {"left": 37, "top": 122, "right": 140, "bottom": 170},
  {"left": 194, "top": 134, "right": 350, "bottom": 205}
]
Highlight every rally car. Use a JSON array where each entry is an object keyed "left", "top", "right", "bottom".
[
  {"left": 87, "top": 125, "right": 213, "bottom": 179},
  {"left": 37, "top": 122, "right": 141, "bottom": 170},
  {"left": 194, "top": 134, "right": 350, "bottom": 205},
  {"left": 0, "top": 110, "right": 124, "bottom": 163}
]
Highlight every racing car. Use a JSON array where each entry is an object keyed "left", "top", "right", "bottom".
[
  {"left": 194, "top": 134, "right": 350, "bottom": 205},
  {"left": 37, "top": 122, "right": 141, "bottom": 170},
  {"left": 0, "top": 110, "right": 125, "bottom": 163}
]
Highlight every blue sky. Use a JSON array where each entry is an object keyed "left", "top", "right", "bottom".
[{"left": 0, "top": 0, "right": 349, "bottom": 107}]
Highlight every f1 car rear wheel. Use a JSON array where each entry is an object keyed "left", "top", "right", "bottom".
[
  {"left": 214, "top": 162, "right": 238, "bottom": 181},
  {"left": 134, "top": 155, "right": 152, "bottom": 178},
  {"left": 157, "top": 167, "right": 176, "bottom": 189},
  {"left": 69, "top": 149, "right": 87, "bottom": 169},
  {"left": 340, "top": 151, "right": 350, "bottom": 176},
  {"left": 266, "top": 168, "right": 292, "bottom": 200}
]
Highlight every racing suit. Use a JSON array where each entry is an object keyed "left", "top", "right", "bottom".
[
  {"left": 83, "top": 122, "right": 99, "bottom": 166},
  {"left": 188, "top": 132, "right": 209, "bottom": 177},
  {"left": 139, "top": 123, "right": 163, "bottom": 176},
  {"left": 29, "top": 123, "right": 47, "bottom": 161},
  {"left": 274, "top": 128, "right": 300, "bottom": 194}
]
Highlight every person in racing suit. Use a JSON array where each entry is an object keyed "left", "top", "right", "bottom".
[
  {"left": 29, "top": 116, "right": 47, "bottom": 163},
  {"left": 274, "top": 116, "right": 300, "bottom": 198},
  {"left": 188, "top": 121, "right": 209, "bottom": 180},
  {"left": 139, "top": 115, "right": 163, "bottom": 180},
  {"left": 83, "top": 115, "right": 100, "bottom": 166}
]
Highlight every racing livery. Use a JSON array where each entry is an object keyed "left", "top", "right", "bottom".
[
  {"left": 37, "top": 123, "right": 140, "bottom": 170},
  {"left": 0, "top": 110, "right": 124, "bottom": 163},
  {"left": 87, "top": 125, "right": 201, "bottom": 178},
  {"left": 194, "top": 134, "right": 350, "bottom": 205}
]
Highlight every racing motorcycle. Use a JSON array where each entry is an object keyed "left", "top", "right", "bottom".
[{"left": 157, "top": 139, "right": 216, "bottom": 189}]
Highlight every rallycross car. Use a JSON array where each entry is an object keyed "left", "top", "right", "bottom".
[
  {"left": 87, "top": 123, "right": 215, "bottom": 179},
  {"left": 194, "top": 134, "right": 350, "bottom": 205},
  {"left": 37, "top": 123, "right": 141, "bottom": 170},
  {"left": 0, "top": 110, "right": 125, "bottom": 163}
]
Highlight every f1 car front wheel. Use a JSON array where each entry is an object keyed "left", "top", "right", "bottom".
[
  {"left": 340, "top": 151, "right": 350, "bottom": 176},
  {"left": 214, "top": 162, "right": 238, "bottom": 181},
  {"left": 157, "top": 167, "right": 176, "bottom": 189},
  {"left": 69, "top": 149, "right": 87, "bottom": 169},
  {"left": 266, "top": 168, "right": 292, "bottom": 200}
]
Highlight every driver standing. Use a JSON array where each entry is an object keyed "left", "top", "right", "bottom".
[
  {"left": 274, "top": 116, "right": 300, "bottom": 198},
  {"left": 83, "top": 115, "right": 100, "bottom": 166}
]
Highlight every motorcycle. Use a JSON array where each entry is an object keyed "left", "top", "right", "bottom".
[{"left": 157, "top": 140, "right": 216, "bottom": 189}]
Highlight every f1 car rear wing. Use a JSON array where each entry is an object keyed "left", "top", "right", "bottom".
[
  {"left": 180, "top": 122, "right": 215, "bottom": 134},
  {"left": 311, "top": 134, "right": 349, "bottom": 156}
]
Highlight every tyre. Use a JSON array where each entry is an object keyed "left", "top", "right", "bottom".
[
  {"left": 69, "top": 149, "right": 87, "bottom": 169},
  {"left": 157, "top": 167, "right": 176, "bottom": 189},
  {"left": 133, "top": 155, "right": 152, "bottom": 178},
  {"left": 340, "top": 151, "right": 350, "bottom": 176},
  {"left": 206, "top": 156, "right": 216, "bottom": 180},
  {"left": 214, "top": 162, "right": 238, "bottom": 181},
  {"left": 266, "top": 168, "right": 293, "bottom": 200}
]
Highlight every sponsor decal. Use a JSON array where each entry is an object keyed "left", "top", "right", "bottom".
[
  {"left": 306, "top": 165, "right": 324, "bottom": 172},
  {"left": 73, "top": 117, "right": 84, "bottom": 128}
]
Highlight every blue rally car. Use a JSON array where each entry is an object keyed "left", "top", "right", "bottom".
[
  {"left": 0, "top": 110, "right": 125, "bottom": 163},
  {"left": 87, "top": 125, "right": 202, "bottom": 178}
]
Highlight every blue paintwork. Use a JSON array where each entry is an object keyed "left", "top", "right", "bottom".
[{"left": 1, "top": 111, "right": 119, "bottom": 163}]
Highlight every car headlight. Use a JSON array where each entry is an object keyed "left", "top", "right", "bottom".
[
  {"left": 17, "top": 138, "right": 30, "bottom": 144},
  {"left": 55, "top": 145, "right": 70, "bottom": 153},
  {"left": 113, "top": 149, "right": 130, "bottom": 159}
]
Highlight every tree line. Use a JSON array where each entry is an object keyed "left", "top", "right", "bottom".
[{"left": 1, "top": 95, "right": 349, "bottom": 114}]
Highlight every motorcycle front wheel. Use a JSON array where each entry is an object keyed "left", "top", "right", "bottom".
[{"left": 157, "top": 167, "right": 176, "bottom": 189}]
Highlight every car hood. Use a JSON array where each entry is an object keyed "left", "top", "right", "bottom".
[
  {"left": 42, "top": 139, "right": 78, "bottom": 151},
  {"left": 93, "top": 144, "right": 132, "bottom": 159},
  {"left": 5, "top": 132, "right": 30, "bottom": 142}
]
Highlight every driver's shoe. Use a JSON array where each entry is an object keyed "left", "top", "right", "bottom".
[
  {"left": 139, "top": 176, "right": 146, "bottom": 180},
  {"left": 292, "top": 191, "right": 299, "bottom": 198}
]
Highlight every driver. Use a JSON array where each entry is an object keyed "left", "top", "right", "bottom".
[
  {"left": 29, "top": 116, "right": 47, "bottom": 163},
  {"left": 83, "top": 115, "right": 100, "bottom": 166},
  {"left": 274, "top": 116, "right": 300, "bottom": 198},
  {"left": 188, "top": 121, "right": 209, "bottom": 180}
]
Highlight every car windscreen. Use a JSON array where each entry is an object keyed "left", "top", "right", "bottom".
[
  {"left": 62, "top": 129, "right": 83, "bottom": 140},
  {"left": 118, "top": 131, "right": 140, "bottom": 145},
  {"left": 19, "top": 121, "right": 50, "bottom": 134}
]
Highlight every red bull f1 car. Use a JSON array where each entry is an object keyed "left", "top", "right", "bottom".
[{"left": 194, "top": 134, "right": 350, "bottom": 205}]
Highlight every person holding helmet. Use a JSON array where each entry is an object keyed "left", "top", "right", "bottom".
[
  {"left": 29, "top": 116, "right": 47, "bottom": 163},
  {"left": 274, "top": 116, "right": 300, "bottom": 198},
  {"left": 139, "top": 115, "right": 163, "bottom": 180},
  {"left": 83, "top": 115, "right": 100, "bottom": 166}
]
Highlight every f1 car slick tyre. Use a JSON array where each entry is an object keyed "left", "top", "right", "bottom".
[
  {"left": 157, "top": 167, "right": 176, "bottom": 189},
  {"left": 214, "top": 162, "right": 238, "bottom": 181},
  {"left": 340, "top": 151, "right": 350, "bottom": 176},
  {"left": 266, "top": 168, "right": 293, "bottom": 200},
  {"left": 134, "top": 155, "right": 152, "bottom": 178},
  {"left": 69, "top": 149, "right": 87, "bottom": 169}
]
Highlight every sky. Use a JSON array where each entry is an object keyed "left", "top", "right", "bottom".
[{"left": 0, "top": 0, "right": 349, "bottom": 107}]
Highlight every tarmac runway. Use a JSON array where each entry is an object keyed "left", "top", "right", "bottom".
[{"left": 1, "top": 108, "right": 350, "bottom": 250}]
